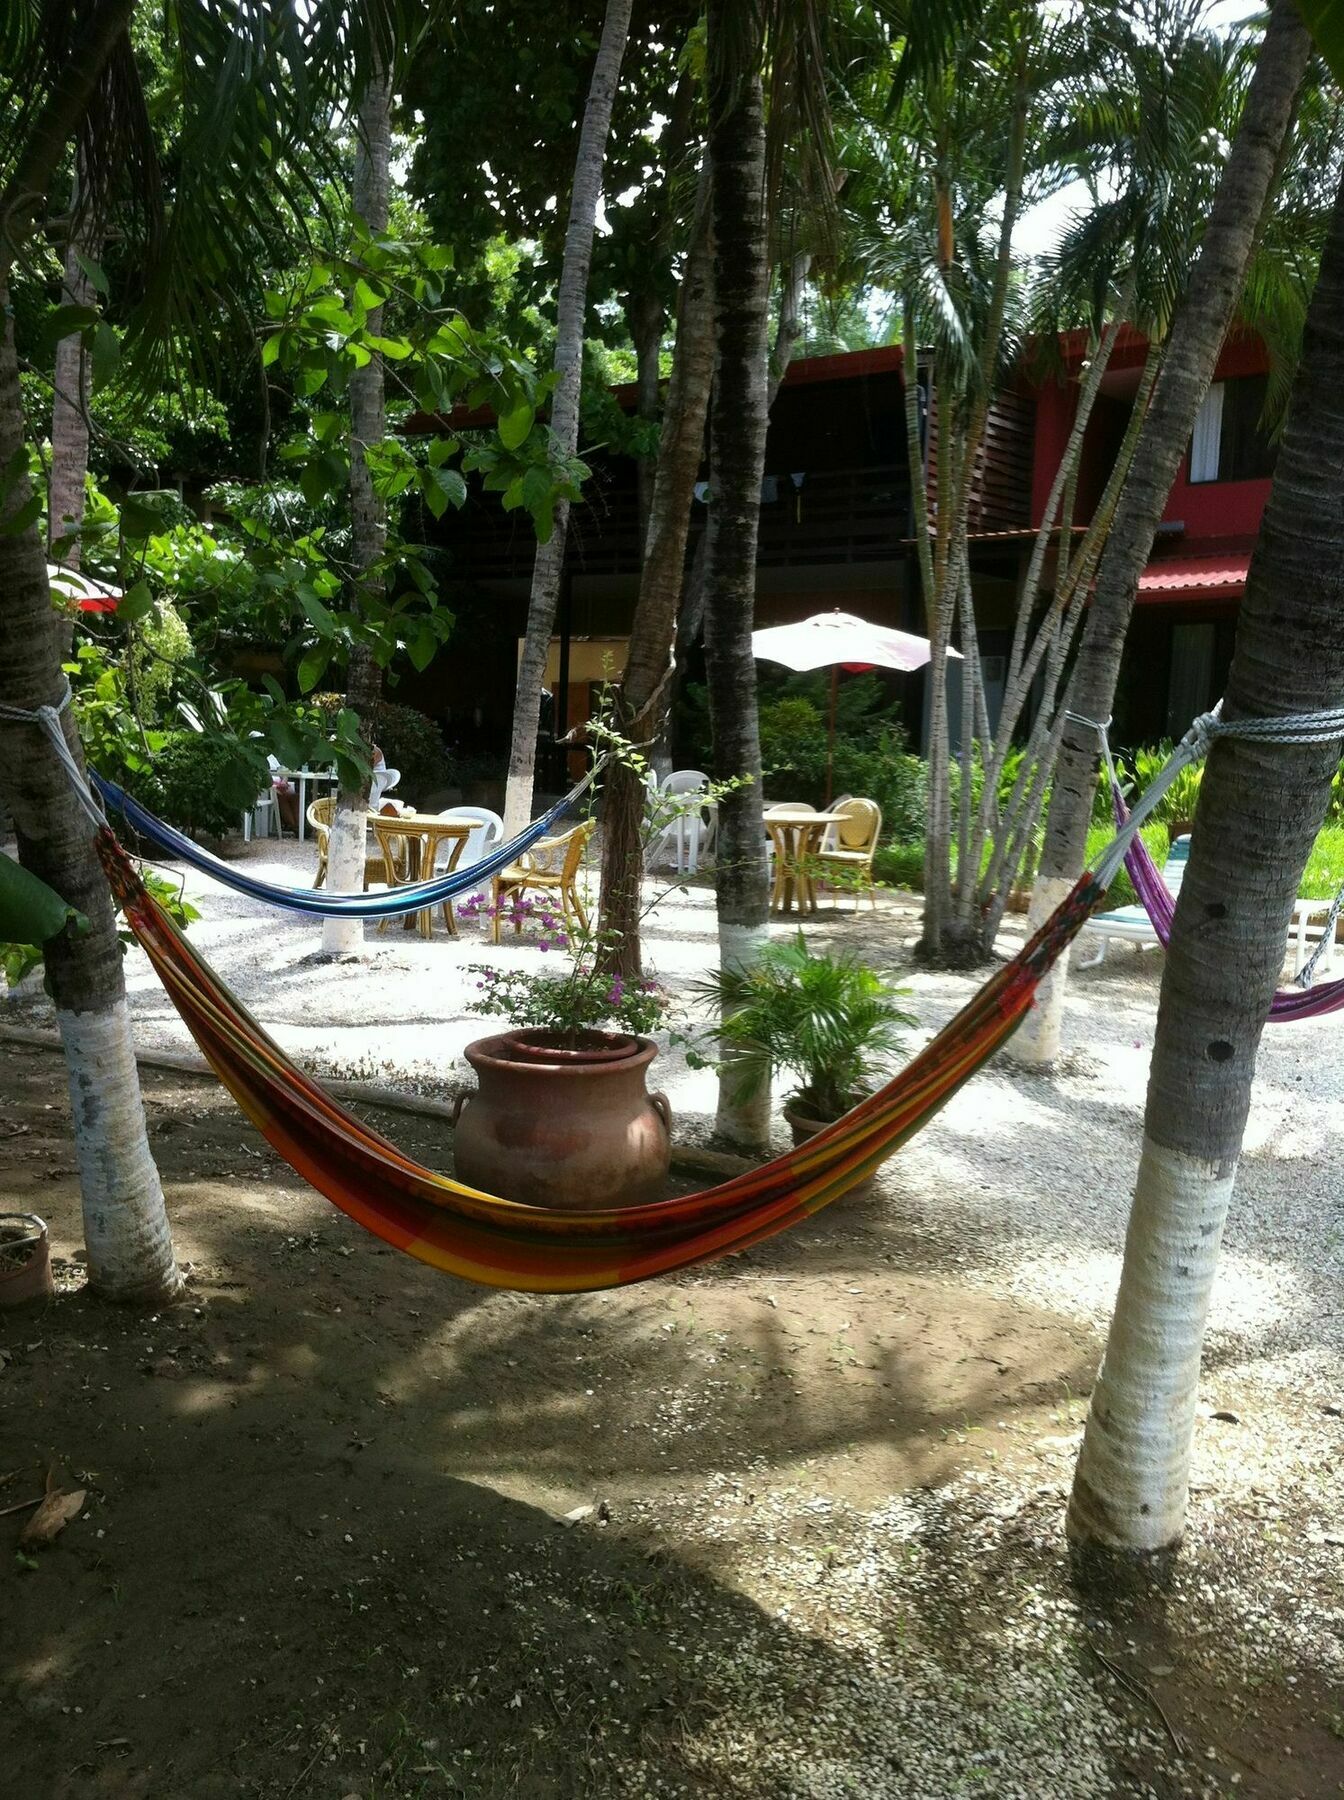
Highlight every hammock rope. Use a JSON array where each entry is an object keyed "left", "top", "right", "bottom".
[
  {"left": 1065, "top": 711, "right": 1344, "bottom": 1022},
  {"left": 0, "top": 681, "right": 606, "bottom": 920}
]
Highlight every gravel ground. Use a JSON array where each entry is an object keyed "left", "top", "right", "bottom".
[{"left": 6, "top": 830, "right": 1344, "bottom": 1795}]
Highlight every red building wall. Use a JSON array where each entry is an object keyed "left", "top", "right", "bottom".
[{"left": 1028, "top": 328, "right": 1272, "bottom": 545}]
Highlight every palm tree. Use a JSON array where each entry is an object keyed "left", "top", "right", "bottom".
[
  {"left": 1016, "top": 0, "right": 1313, "bottom": 1066},
  {"left": 1068, "top": 158, "right": 1344, "bottom": 1555},
  {"left": 700, "top": 0, "right": 777, "bottom": 1150},
  {"left": 596, "top": 173, "right": 715, "bottom": 976},
  {"left": 322, "top": 60, "right": 393, "bottom": 959},
  {"left": 48, "top": 177, "right": 97, "bottom": 575},
  {"left": 0, "top": 0, "right": 405, "bottom": 1302},
  {"left": 501, "top": 0, "right": 634, "bottom": 839}
]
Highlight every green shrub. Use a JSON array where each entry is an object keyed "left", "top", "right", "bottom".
[
  {"left": 1085, "top": 819, "right": 1170, "bottom": 909},
  {"left": 1301, "top": 824, "right": 1344, "bottom": 901},
  {"left": 138, "top": 732, "right": 270, "bottom": 839},
  {"left": 691, "top": 934, "right": 917, "bottom": 1121},
  {"left": 1118, "top": 743, "right": 1203, "bottom": 828},
  {"left": 311, "top": 693, "right": 451, "bottom": 801},
  {"left": 873, "top": 841, "right": 926, "bottom": 890}
]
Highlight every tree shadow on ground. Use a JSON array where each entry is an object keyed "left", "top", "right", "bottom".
[{"left": 4, "top": 1045, "right": 1337, "bottom": 1800}]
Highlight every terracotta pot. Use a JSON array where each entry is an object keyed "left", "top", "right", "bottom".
[
  {"left": 452, "top": 1028, "right": 671, "bottom": 1209},
  {"left": 0, "top": 1213, "right": 54, "bottom": 1307},
  {"left": 783, "top": 1097, "right": 875, "bottom": 1194}
]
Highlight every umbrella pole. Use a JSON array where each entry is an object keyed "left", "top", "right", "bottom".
[{"left": 825, "top": 665, "right": 837, "bottom": 805}]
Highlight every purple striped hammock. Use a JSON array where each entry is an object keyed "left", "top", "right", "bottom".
[{"left": 1107, "top": 775, "right": 1344, "bottom": 1023}]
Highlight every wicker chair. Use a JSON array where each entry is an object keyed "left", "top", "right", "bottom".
[
  {"left": 814, "top": 797, "right": 882, "bottom": 908},
  {"left": 490, "top": 820, "right": 593, "bottom": 944},
  {"left": 308, "top": 795, "right": 400, "bottom": 890}
]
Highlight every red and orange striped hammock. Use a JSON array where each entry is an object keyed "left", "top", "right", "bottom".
[{"left": 99, "top": 830, "right": 1106, "bottom": 1293}]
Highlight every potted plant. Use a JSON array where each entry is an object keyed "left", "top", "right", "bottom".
[
  {"left": 451, "top": 896, "right": 673, "bottom": 1209},
  {"left": 0, "top": 1213, "right": 55, "bottom": 1307},
  {"left": 694, "top": 935, "right": 916, "bottom": 1147}
]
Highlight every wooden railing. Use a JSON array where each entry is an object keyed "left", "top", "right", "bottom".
[{"left": 455, "top": 462, "right": 918, "bottom": 582}]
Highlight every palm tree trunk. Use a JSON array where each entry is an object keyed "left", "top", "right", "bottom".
[
  {"left": 1017, "top": 0, "right": 1312, "bottom": 1067},
  {"left": 48, "top": 195, "right": 99, "bottom": 661},
  {"left": 49, "top": 193, "right": 96, "bottom": 572},
  {"left": 0, "top": 280, "right": 180, "bottom": 1304},
  {"left": 629, "top": 288, "right": 664, "bottom": 548},
  {"left": 703, "top": 6, "right": 772, "bottom": 1152},
  {"left": 667, "top": 242, "right": 809, "bottom": 734},
  {"left": 502, "top": 0, "right": 634, "bottom": 838},
  {"left": 322, "top": 62, "right": 391, "bottom": 958},
  {"left": 1069, "top": 163, "right": 1344, "bottom": 1555},
  {"left": 597, "top": 191, "right": 715, "bottom": 978},
  {"left": 0, "top": 0, "right": 134, "bottom": 285}
]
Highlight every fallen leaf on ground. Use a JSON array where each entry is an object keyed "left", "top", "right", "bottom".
[{"left": 19, "top": 1485, "right": 86, "bottom": 1547}]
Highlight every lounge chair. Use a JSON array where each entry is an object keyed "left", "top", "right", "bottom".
[{"left": 1077, "top": 836, "right": 1190, "bottom": 968}]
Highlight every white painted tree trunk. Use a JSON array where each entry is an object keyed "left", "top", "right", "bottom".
[
  {"left": 321, "top": 808, "right": 366, "bottom": 956},
  {"left": 715, "top": 919, "right": 772, "bottom": 1151},
  {"left": 1067, "top": 1138, "right": 1234, "bottom": 1549},
  {"left": 323, "top": 58, "right": 391, "bottom": 960},
  {"left": 57, "top": 1000, "right": 183, "bottom": 1302},
  {"left": 1010, "top": 876, "right": 1075, "bottom": 1066},
  {"left": 502, "top": 0, "right": 634, "bottom": 839}
]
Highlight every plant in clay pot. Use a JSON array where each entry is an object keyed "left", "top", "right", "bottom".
[
  {"left": 451, "top": 891, "right": 674, "bottom": 1209},
  {"left": 693, "top": 935, "right": 916, "bottom": 1147}
]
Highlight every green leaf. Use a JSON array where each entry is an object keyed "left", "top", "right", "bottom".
[
  {"left": 260, "top": 332, "right": 283, "bottom": 368},
  {"left": 74, "top": 252, "right": 109, "bottom": 296},
  {"left": 498, "top": 396, "right": 535, "bottom": 452},
  {"left": 407, "top": 621, "right": 438, "bottom": 673},
  {"left": 118, "top": 579, "right": 154, "bottom": 623},
  {"left": 269, "top": 717, "right": 307, "bottom": 770},
  {"left": 1299, "top": 2, "right": 1344, "bottom": 85},
  {"left": 297, "top": 643, "right": 332, "bottom": 693},
  {"left": 41, "top": 303, "right": 100, "bottom": 353},
  {"left": 296, "top": 585, "right": 337, "bottom": 635},
  {"left": 427, "top": 435, "right": 459, "bottom": 468},
  {"left": 0, "top": 494, "right": 42, "bottom": 536},
  {"left": 354, "top": 277, "right": 384, "bottom": 314},
  {"left": 299, "top": 458, "right": 334, "bottom": 509},
  {"left": 91, "top": 323, "right": 120, "bottom": 390},
  {"left": 120, "top": 495, "right": 167, "bottom": 539},
  {"left": 0, "top": 855, "right": 87, "bottom": 947}
]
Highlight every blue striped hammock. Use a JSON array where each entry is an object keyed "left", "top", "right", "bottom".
[{"left": 92, "top": 770, "right": 594, "bottom": 921}]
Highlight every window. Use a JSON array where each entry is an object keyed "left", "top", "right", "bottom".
[{"left": 1188, "top": 374, "right": 1277, "bottom": 483}]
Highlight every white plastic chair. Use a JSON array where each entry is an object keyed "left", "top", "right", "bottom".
[
  {"left": 435, "top": 806, "right": 504, "bottom": 872},
  {"left": 647, "top": 770, "right": 714, "bottom": 874},
  {"left": 370, "top": 764, "right": 401, "bottom": 807},
  {"left": 243, "top": 755, "right": 283, "bottom": 841}
]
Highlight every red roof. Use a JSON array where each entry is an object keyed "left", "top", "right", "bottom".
[{"left": 1137, "top": 546, "right": 1251, "bottom": 605}]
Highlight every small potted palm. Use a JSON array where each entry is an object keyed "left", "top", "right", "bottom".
[{"left": 694, "top": 935, "right": 916, "bottom": 1146}]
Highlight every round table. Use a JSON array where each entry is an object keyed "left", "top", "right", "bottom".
[
  {"left": 764, "top": 810, "right": 849, "bottom": 914},
  {"left": 370, "top": 815, "right": 474, "bottom": 940}
]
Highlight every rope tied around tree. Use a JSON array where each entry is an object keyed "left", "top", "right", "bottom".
[
  {"left": 0, "top": 682, "right": 106, "bottom": 831},
  {"left": 1068, "top": 704, "right": 1344, "bottom": 988}
]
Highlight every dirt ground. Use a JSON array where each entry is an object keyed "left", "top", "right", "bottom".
[{"left": 3, "top": 1041, "right": 1343, "bottom": 1799}]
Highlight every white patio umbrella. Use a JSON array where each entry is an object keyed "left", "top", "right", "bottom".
[
  {"left": 752, "top": 609, "right": 961, "bottom": 800},
  {"left": 46, "top": 564, "right": 121, "bottom": 612}
]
